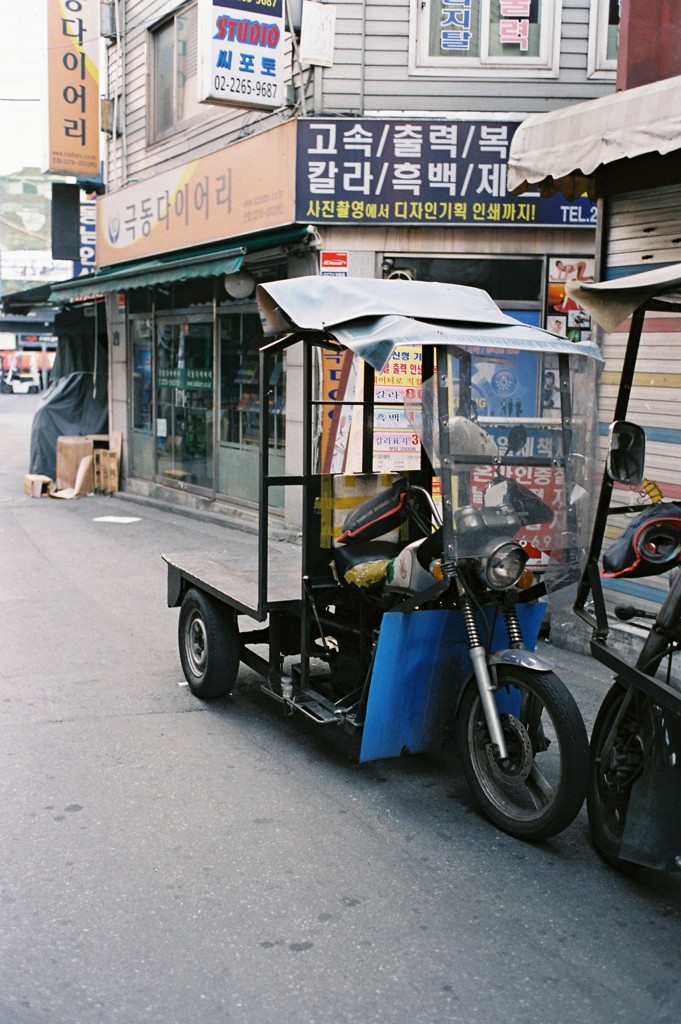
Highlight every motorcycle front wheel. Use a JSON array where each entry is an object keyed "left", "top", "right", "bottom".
[{"left": 457, "top": 667, "right": 589, "bottom": 841}]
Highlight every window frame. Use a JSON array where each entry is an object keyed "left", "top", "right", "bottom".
[
  {"left": 409, "top": 0, "right": 563, "bottom": 80},
  {"left": 587, "top": 0, "right": 619, "bottom": 80},
  {"left": 148, "top": 0, "right": 203, "bottom": 143}
]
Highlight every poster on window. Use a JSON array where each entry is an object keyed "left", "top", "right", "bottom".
[
  {"left": 545, "top": 257, "right": 594, "bottom": 345},
  {"left": 198, "top": 0, "right": 284, "bottom": 111},
  {"left": 429, "top": 0, "right": 545, "bottom": 61}
]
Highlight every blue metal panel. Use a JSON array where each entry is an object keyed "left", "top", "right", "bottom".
[{"left": 359, "top": 602, "right": 546, "bottom": 762}]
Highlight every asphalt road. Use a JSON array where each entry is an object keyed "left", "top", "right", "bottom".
[{"left": 1, "top": 392, "right": 679, "bottom": 1024}]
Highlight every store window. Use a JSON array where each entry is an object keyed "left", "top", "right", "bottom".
[
  {"left": 150, "top": 2, "right": 201, "bottom": 140},
  {"left": 410, "top": 0, "right": 561, "bottom": 77},
  {"left": 384, "top": 256, "right": 543, "bottom": 305},
  {"left": 587, "top": 0, "right": 619, "bottom": 78}
]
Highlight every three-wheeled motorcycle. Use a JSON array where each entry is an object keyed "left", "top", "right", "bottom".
[
  {"left": 165, "top": 277, "right": 602, "bottom": 841},
  {"left": 570, "top": 264, "right": 681, "bottom": 873}
]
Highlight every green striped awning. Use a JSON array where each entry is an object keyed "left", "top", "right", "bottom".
[
  {"left": 49, "top": 248, "right": 245, "bottom": 302},
  {"left": 49, "top": 225, "right": 313, "bottom": 303}
]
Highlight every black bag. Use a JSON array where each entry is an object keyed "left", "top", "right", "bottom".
[{"left": 602, "top": 502, "right": 681, "bottom": 578}]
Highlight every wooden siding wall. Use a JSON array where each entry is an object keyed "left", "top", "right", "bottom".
[
  {"left": 109, "top": 0, "right": 615, "bottom": 185},
  {"left": 606, "top": 185, "right": 681, "bottom": 273},
  {"left": 320, "top": 0, "right": 615, "bottom": 114},
  {"left": 598, "top": 187, "right": 681, "bottom": 605},
  {"left": 105, "top": 0, "right": 300, "bottom": 187}
]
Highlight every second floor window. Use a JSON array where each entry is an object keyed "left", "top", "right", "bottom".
[
  {"left": 411, "top": 0, "right": 561, "bottom": 78},
  {"left": 151, "top": 3, "right": 201, "bottom": 140},
  {"left": 588, "top": 0, "right": 620, "bottom": 78}
]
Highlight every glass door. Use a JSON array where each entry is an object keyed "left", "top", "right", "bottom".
[
  {"left": 217, "top": 311, "right": 285, "bottom": 505},
  {"left": 156, "top": 318, "right": 214, "bottom": 490}
]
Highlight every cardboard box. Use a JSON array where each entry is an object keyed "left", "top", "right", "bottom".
[
  {"left": 52, "top": 433, "right": 122, "bottom": 499},
  {"left": 94, "top": 449, "right": 119, "bottom": 493},
  {"left": 23, "top": 473, "right": 52, "bottom": 498},
  {"left": 53, "top": 436, "right": 95, "bottom": 499}
]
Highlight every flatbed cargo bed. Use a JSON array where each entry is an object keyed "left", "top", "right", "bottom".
[{"left": 164, "top": 544, "right": 305, "bottom": 619}]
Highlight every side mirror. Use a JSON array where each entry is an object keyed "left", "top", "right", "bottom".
[{"left": 607, "top": 421, "right": 646, "bottom": 486}]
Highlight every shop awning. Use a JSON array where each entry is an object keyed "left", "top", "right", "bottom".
[
  {"left": 2, "top": 283, "right": 54, "bottom": 312},
  {"left": 49, "top": 225, "right": 313, "bottom": 304},
  {"left": 566, "top": 261, "right": 681, "bottom": 333},
  {"left": 507, "top": 75, "right": 681, "bottom": 199},
  {"left": 49, "top": 247, "right": 245, "bottom": 302}
]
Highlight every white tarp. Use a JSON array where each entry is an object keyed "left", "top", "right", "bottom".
[
  {"left": 566, "top": 262, "right": 681, "bottom": 333},
  {"left": 256, "top": 276, "right": 601, "bottom": 371}
]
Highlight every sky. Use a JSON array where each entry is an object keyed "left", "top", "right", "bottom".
[{"left": 0, "top": 1, "right": 45, "bottom": 175}]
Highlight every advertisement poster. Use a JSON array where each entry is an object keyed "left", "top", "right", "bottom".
[
  {"left": 319, "top": 349, "right": 424, "bottom": 474},
  {"left": 198, "top": 0, "right": 285, "bottom": 112},
  {"left": 373, "top": 348, "right": 424, "bottom": 470},
  {"left": 545, "top": 256, "right": 595, "bottom": 344}
]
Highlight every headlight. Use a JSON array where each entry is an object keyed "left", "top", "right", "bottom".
[{"left": 482, "top": 541, "right": 528, "bottom": 590}]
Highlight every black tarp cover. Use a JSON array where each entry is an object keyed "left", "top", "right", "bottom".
[{"left": 29, "top": 372, "right": 108, "bottom": 477}]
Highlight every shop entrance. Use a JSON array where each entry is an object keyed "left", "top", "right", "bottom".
[
  {"left": 217, "top": 310, "right": 285, "bottom": 506},
  {"left": 156, "top": 317, "right": 214, "bottom": 490}
]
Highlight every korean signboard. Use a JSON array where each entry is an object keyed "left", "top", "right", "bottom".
[
  {"left": 296, "top": 118, "right": 596, "bottom": 228},
  {"left": 73, "top": 197, "right": 97, "bottom": 278},
  {"left": 45, "top": 0, "right": 100, "bottom": 179},
  {"left": 198, "top": 0, "right": 285, "bottom": 112},
  {"left": 96, "top": 121, "right": 296, "bottom": 267}
]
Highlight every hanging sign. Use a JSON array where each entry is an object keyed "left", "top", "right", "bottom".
[
  {"left": 198, "top": 0, "right": 285, "bottom": 112},
  {"left": 45, "top": 0, "right": 100, "bottom": 180}
]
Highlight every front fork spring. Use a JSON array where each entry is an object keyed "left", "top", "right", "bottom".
[
  {"left": 458, "top": 585, "right": 483, "bottom": 649},
  {"left": 504, "top": 604, "right": 525, "bottom": 649}
]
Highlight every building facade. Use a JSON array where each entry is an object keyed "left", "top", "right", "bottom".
[
  {"left": 507, "top": 0, "right": 681, "bottom": 615},
  {"left": 53, "top": 0, "right": 620, "bottom": 522}
]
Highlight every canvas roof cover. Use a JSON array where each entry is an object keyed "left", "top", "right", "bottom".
[
  {"left": 566, "top": 261, "right": 681, "bottom": 333},
  {"left": 256, "top": 276, "right": 601, "bottom": 371},
  {"left": 507, "top": 75, "right": 681, "bottom": 200}
]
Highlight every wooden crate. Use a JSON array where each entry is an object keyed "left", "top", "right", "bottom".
[{"left": 94, "top": 449, "right": 119, "bottom": 493}]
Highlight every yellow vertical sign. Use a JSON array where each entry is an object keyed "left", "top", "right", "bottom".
[{"left": 45, "top": 0, "right": 100, "bottom": 179}]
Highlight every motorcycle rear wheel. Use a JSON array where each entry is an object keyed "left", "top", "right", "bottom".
[{"left": 457, "top": 666, "right": 589, "bottom": 841}]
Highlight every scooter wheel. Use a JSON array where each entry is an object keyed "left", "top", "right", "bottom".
[
  {"left": 457, "top": 666, "right": 589, "bottom": 841},
  {"left": 178, "top": 588, "right": 240, "bottom": 699}
]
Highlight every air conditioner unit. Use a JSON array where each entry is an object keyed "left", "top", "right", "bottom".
[{"left": 388, "top": 268, "right": 415, "bottom": 281}]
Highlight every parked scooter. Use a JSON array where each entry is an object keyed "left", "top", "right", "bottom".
[{"left": 166, "top": 276, "right": 602, "bottom": 842}]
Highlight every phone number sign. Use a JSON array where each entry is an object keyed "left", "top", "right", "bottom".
[
  {"left": 198, "top": 0, "right": 284, "bottom": 111},
  {"left": 296, "top": 118, "right": 596, "bottom": 228}
]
